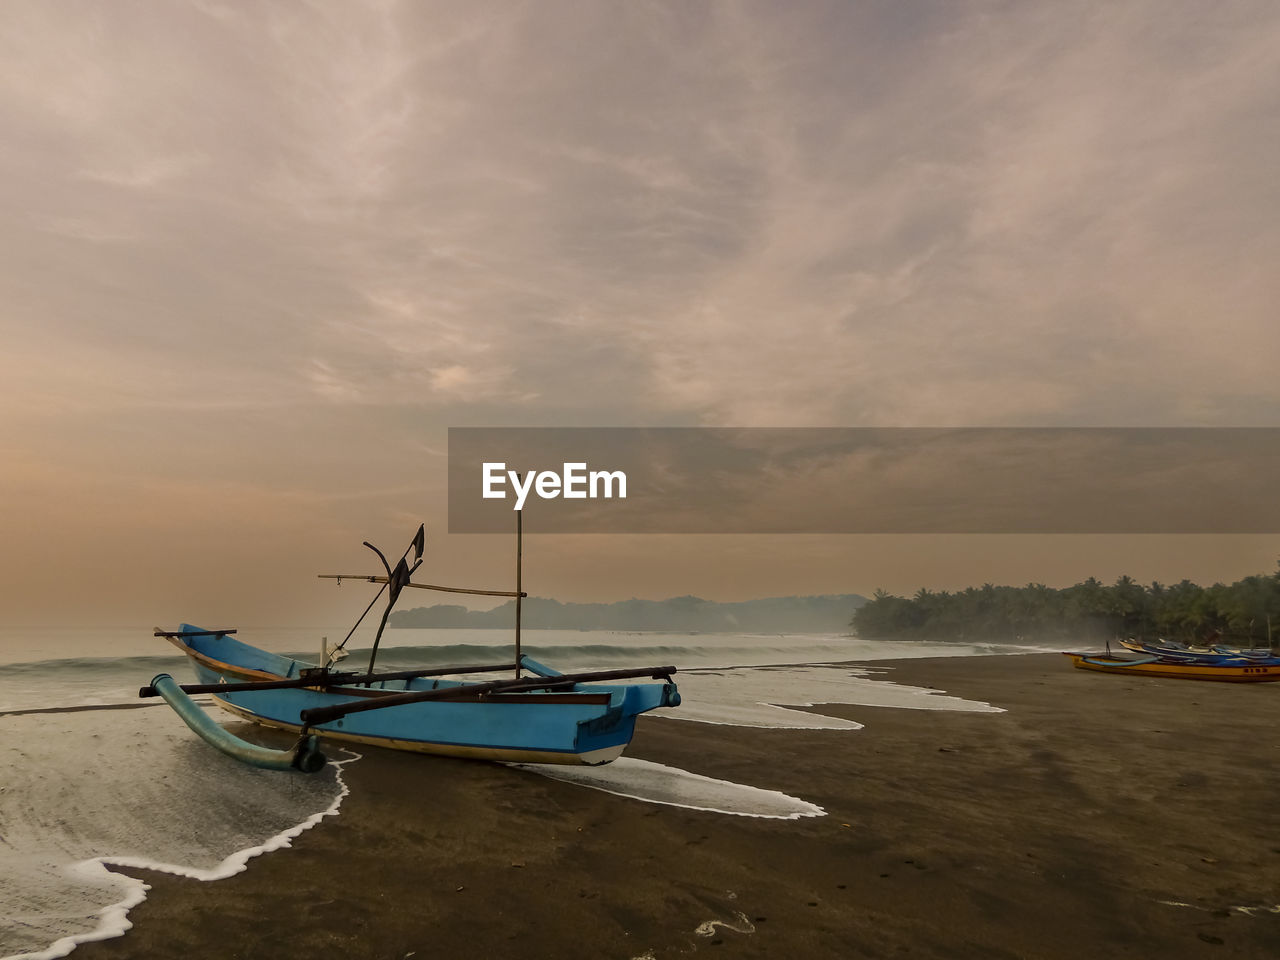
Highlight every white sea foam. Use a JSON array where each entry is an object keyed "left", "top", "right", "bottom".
[
  {"left": 666, "top": 664, "right": 1003, "bottom": 728},
  {"left": 510, "top": 757, "right": 826, "bottom": 819},
  {"left": 1157, "top": 900, "right": 1280, "bottom": 917},
  {"left": 694, "top": 911, "right": 756, "bottom": 937},
  {"left": 0, "top": 708, "right": 351, "bottom": 960},
  {"left": 506, "top": 665, "right": 1000, "bottom": 818}
]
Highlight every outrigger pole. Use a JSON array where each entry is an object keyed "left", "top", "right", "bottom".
[
  {"left": 138, "top": 657, "right": 521, "bottom": 698},
  {"left": 299, "top": 664, "right": 678, "bottom": 726},
  {"left": 317, "top": 576, "right": 524, "bottom": 599}
]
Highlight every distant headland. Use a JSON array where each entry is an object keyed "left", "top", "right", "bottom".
[{"left": 389, "top": 594, "right": 867, "bottom": 634}]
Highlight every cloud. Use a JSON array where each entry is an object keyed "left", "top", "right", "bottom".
[
  {"left": 615, "top": 1, "right": 1280, "bottom": 425},
  {"left": 8, "top": 0, "right": 1274, "bottom": 432},
  {"left": 78, "top": 152, "right": 207, "bottom": 189},
  {"left": 1, "top": 0, "right": 1279, "bottom": 622}
]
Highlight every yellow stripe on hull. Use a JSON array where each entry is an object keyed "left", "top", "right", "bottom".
[
  {"left": 211, "top": 696, "right": 626, "bottom": 766},
  {"left": 1063, "top": 653, "right": 1280, "bottom": 682}
]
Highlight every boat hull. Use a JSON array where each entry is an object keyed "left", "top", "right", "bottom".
[
  {"left": 169, "top": 626, "right": 678, "bottom": 765},
  {"left": 1063, "top": 652, "right": 1280, "bottom": 682},
  {"left": 210, "top": 696, "right": 628, "bottom": 764}
]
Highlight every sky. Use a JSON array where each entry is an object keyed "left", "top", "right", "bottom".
[{"left": 1, "top": 0, "right": 1278, "bottom": 630}]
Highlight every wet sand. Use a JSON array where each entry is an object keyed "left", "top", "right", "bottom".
[{"left": 79, "top": 653, "right": 1280, "bottom": 959}]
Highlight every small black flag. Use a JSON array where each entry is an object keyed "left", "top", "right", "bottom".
[
  {"left": 388, "top": 557, "right": 412, "bottom": 606},
  {"left": 411, "top": 524, "right": 425, "bottom": 563}
]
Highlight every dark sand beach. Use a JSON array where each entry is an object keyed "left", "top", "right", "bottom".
[{"left": 79, "top": 653, "right": 1280, "bottom": 959}]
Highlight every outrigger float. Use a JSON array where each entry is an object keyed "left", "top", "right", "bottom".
[{"left": 142, "top": 519, "right": 681, "bottom": 771}]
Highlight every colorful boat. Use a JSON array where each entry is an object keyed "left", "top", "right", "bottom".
[
  {"left": 1129, "top": 634, "right": 1277, "bottom": 661},
  {"left": 143, "top": 523, "right": 681, "bottom": 770},
  {"left": 1117, "top": 638, "right": 1280, "bottom": 666},
  {"left": 1062, "top": 651, "right": 1280, "bottom": 682}
]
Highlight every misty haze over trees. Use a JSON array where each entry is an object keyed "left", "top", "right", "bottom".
[
  {"left": 853, "top": 568, "right": 1280, "bottom": 644},
  {"left": 391, "top": 595, "right": 866, "bottom": 634}
]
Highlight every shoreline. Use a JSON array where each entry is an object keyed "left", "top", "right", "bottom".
[{"left": 67, "top": 652, "right": 1280, "bottom": 959}]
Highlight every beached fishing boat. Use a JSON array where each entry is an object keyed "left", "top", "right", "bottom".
[
  {"left": 142, "top": 523, "right": 681, "bottom": 771},
  {"left": 1062, "top": 651, "right": 1280, "bottom": 682},
  {"left": 1116, "top": 637, "right": 1280, "bottom": 666}
]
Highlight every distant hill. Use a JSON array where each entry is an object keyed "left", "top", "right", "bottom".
[{"left": 389, "top": 594, "right": 866, "bottom": 634}]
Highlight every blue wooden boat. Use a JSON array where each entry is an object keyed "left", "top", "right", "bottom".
[
  {"left": 143, "top": 523, "right": 681, "bottom": 770},
  {"left": 151, "top": 627, "right": 679, "bottom": 766}
]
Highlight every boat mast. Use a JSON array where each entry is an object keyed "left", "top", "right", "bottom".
[{"left": 515, "top": 497, "right": 523, "bottom": 678}]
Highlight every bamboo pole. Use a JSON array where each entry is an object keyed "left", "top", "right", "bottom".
[
  {"left": 317, "top": 575, "right": 525, "bottom": 599},
  {"left": 515, "top": 503, "right": 523, "bottom": 678},
  {"left": 138, "top": 662, "right": 521, "bottom": 699}
]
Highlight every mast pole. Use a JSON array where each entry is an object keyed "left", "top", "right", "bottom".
[{"left": 515, "top": 500, "right": 523, "bottom": 678}]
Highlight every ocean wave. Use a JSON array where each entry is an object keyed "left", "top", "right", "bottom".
[
  {"left": 0, "top": 709, "right": 349, "bottom": 960},
  {"left": 1, "top": 654, "right": 190, "bottom": 673}
]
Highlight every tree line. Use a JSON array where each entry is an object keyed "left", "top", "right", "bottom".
[{"left": 852, "top": 566, "right": 1280, "bottom": 645}]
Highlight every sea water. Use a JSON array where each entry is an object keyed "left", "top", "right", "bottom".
[{"left": 0, "top": 627, "right": 1045, "bottom": 959}]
